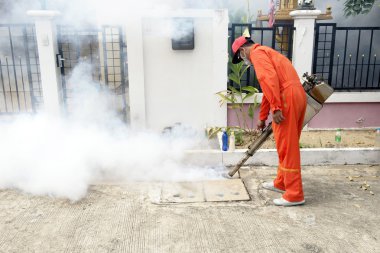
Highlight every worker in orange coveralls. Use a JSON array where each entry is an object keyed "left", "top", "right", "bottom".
[{"left": 232, "top": 36, "right": 307, "bottom": 206}]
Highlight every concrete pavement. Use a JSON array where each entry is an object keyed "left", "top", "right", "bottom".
[{"left": 0, "top": 165, "right": 379, "bottom": 252}]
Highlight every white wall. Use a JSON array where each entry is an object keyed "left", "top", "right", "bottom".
[{"left": 127, "top": 10, "right": 228, "bottom": 132}]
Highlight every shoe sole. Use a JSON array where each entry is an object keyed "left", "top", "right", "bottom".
[
  {"left": 262, "top": 185, "right": 285, "bottom": 194},
  {"left": 274, "top": 200, "right": 305, "bottom": 207}
]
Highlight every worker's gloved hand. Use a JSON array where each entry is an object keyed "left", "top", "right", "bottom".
[
  {"left": 257, "top": 120, "right": 266, "bottom": 131},
  {"left": 273, "top": 110, "right": 285, "bottom": 124}
]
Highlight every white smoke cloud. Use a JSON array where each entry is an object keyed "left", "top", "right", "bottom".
[
  {"left": 1, "top": 0, "right": 377, "bottom": 203},
  {"left": 0, "top": 62, "right": 224, "bottom": 202},
  {"left": 0, "top": 1, "right": 232, "bottom": 202}
]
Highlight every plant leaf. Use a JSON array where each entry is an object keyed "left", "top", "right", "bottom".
[
  {"left": 228, "top": 73, "right": 241, "bottom": 85},
  {"left": 242, "top": 92, "right": 255, "bottom": 102},
  {"left": 229, "top": 63, "right": 240, "bottom": 76},
  {"left": 216, "top": 92, "right": 234, "bottom": 103},
  {"left": 253, "top": 94, "right": 258, "bottom": 105},
  {"left": 240, "top": 65, "right": 251, "bottom": 77},
  {"left": 241, "top": 86, "right": 258, "bottom": 93},
  {"left": 230, "top": 104, "right": 241, "bottom": 109},
  {"left": 228, "top": 85, "right": 240, "bottom": 94},
  {"left": 248, "top": 104, "right": 254, "bottom": 118}
]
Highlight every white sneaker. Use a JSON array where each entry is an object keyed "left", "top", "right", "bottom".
[
  {"left": 262, "top": 181, "right": 285, "bottom": 193},
  {"left": 273, "top": 197, "right": 305, "bottom": 206}
]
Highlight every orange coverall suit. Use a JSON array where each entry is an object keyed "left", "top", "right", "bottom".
[{"left": 249, "top": 44, "right": 307, "bottom": 202}]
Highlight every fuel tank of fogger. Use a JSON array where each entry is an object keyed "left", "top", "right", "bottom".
[{"left": 303, "top": 82, "right": 334, "bottom": 126}]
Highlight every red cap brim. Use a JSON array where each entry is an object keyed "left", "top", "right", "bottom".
[
  {"left": 232, "top": 51, "right": 242, "bottom": 64},
  {"left": 231, "top": 36, "right": 250, "bottom": 64}
]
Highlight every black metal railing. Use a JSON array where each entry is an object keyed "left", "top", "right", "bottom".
[
  {"left": 228, "top": 23, "right": 295, "bottom": 90},
  {"left": 313, "top": 23, "right": 380, "bottom": 90},
  {"left": 0, "top": 24, "right": 42, "bottom": 114},
  {"left": 57, "top": 25, "right": 128, "bottom": 115}
]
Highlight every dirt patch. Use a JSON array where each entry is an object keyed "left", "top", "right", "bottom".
[{"left": 237, "top": 129, "right": 377, "bottom": 149}]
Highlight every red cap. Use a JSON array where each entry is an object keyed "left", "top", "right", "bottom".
[{"left": 231, "top": 36, "right": 252, "bottom": 64}]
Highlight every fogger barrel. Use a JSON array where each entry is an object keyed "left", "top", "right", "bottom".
[{"left": 228, "top": 73, "right": 334, "bottom": 177}]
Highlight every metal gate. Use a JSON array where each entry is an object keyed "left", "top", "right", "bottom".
[
  {"left": 0, "top": 24, "right": 42, "bottom": 114},
  {"left": 313, "top": 23, "right": 380, "bottom": 90},
  {"left": 56, "top": 25, "right": 128, "bottom": 118}
]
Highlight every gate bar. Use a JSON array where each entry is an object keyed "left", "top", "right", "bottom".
[
  {"left": 365, "top": 30, "right": 374, "bottom": 89},
  {"left": 7, "top": 26, "right": 21, "bottom": 111},
  {"left": 341, "top": 30, "right": 348, "bottom": 89},
  {"left": 327, "top": 24, "right": 336, "bottom": 86},
  {"left": 353, "top": 30, "right": 361, "bottom": 88},
  {"left": 0, "top": 59, "right": 8, "bottom": 112},
  {"left": 23, "top": 25, "right": 36, "bottom": 112}
]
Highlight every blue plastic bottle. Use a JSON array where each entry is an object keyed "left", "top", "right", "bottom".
[{"left": 222, "top": 130, "right": 229, "bottom": 151}]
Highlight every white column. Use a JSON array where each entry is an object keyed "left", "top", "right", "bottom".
[
  {"left": 27, "top": 10, "right": 63, "bottom": 116},
  {"left": 290, "top": 10, "right": 321, "bottom": 79},
  {"left": 212, "top": 9, "right": 229, "bottom": 127},
  {"left": 125, "top": 14, "right": 146, "bottom": 128}
]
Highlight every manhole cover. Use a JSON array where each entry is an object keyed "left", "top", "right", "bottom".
[{"left": 160, "top": 179, "right": 250, "bottom": 203}]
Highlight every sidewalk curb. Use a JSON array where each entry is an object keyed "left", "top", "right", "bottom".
[{"left": 184, "top": 148, "right": 380, "bottom": 166}]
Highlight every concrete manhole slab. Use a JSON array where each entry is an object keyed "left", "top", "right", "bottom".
[
  {"left": 203, "top": 179, "right": 250, "bottom": 202},
  {"left": 161, "top": 182, "right": 205, "bottom": 203},
  {"left": 159, "top": 179, "right": 249, "bottom": 203}
]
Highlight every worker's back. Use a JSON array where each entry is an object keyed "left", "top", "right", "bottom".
[{"left": 251, "top": 44, "right": 300, "bottom": 89}]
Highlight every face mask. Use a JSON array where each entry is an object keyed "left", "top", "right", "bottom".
[
  {"left": 243, "top": 57, "right": 252, "bottom": 66},
  {"left": 240, "top": 49, "right": 251, "bottom": 66}
]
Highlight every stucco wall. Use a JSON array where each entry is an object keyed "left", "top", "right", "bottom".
[
  {"left": 227, "top": 102, "right": 380, "bottom": 129},
  {"left": 307, "top": 102, "right": 380, "bottom": 129}
]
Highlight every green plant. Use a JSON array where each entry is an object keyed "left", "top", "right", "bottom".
[
  {"left": 216, "top": 58, "right": 259, "bottom": 138},
  {"left": 232, "top": 128, "right": 244, "bottom": 146},
  {"left": 205, "top": 126, "right": 222, "bottom": 139},
  {"left": 342, "top": 0, "right": 376, "bottom": 16},
  {"left": 205, "top": 126, "right": 244, "bottom": 146},
  {"left": 299, "top": 142, "right": 313, "bottom": 149}
]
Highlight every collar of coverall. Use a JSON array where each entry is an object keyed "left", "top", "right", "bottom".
[{"left": 246, "top": 43, "right": 261, "bottom": 61}]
